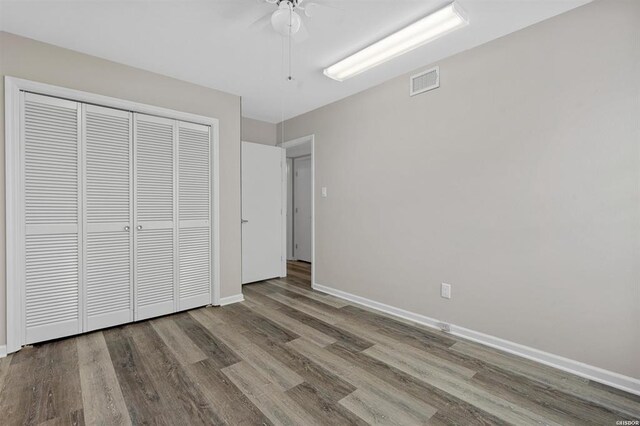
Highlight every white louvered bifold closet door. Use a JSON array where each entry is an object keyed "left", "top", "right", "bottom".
[
  {"left": 23, "top": 93, "right": 81, "bottom": 344},
  {"left": 177, "top": 121, "right": 212, "bottom": 311},
  {"left": 134, "top": 113, "right": 177, "bottom": 320},
  {"left": 15, "top": 88, "right": 216, "bottom": 348},
  {"left": 83, "top": 105, "right": 133, "bottom": 331}
]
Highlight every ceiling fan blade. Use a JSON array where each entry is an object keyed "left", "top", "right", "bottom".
[
  {"left": 216, "top": 0, "right": 271, "bottom": 22},
  {"left": 247, "top": 10, "right": 273, "bottom": 31},
  {"left": 293, "top": 20, "right": 309, "bottom": 43},
  {"left": 305, "top": 1, "right": 344, "bottom": 16},
  {"left": 300, "top": 3, "right": 315, "bottom": 18}
]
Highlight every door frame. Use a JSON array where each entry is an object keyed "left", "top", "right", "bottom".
[
  {"left": 5, "top": 76, "right": 221, "bottom": 354},
  {"left": 279, "top": 135, "right": 315, "bottom": 286},
  {"left": 280, "top": 148, "right": 287, "bottom": 277},
  {"left": 286, "top": 157, "right": 294, "bottom": 261}
]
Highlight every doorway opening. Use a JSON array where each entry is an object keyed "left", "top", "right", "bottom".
[{"left": 280, "top": 135, "right": 315, "bottom": 288}]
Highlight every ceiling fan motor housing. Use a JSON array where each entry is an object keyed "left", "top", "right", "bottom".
[
  {"left": 276, "top": 0, "right": 302, "bottom": 7},
  {"left": 271, "top": 1, "right": 302, "bottom": 36}
]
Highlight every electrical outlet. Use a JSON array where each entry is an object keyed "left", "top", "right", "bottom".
[{"left": 441, "top": 283, "right": 451, "bottom": 299}]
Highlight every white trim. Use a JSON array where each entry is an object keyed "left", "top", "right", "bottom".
[
  {"left": 172, "top": 118, "right": 180, "bottom": 313},
  {"left": 449, "top": 324, "right": 640, "bottom": 397},
  {"left": 280, "top": 134, "right": 313, "bottom": 149},
  {"left": 5, "top": 77, "right": 218, "bottom": 127},
  {"left": 280, "top": 148, "right": 287, "bottom": 277},
  {"left": 217, "top": 294, "right": 245, "bottom": 306},
  {"left": 0, "top": 345, "right": 7, "bottom": 358},
  {"left": 312, "top": 282, "right": 640, "bottom": 397},
  {"left": 279, "top": 135, "right": 315, "bottom": 286},
  {"left": 5, "top": 77, "right": 22, "bottom": 354},
  {"left": 211, "top": 120, "right": 221, "bottom": 306},
  {"left": 77, "top": 99, "right": 85, "bottom": 335},
  {"left": 5, "top": 76, "right": 221, "bottom": 352}
]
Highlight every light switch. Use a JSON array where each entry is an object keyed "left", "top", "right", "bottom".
[{"left": 321, "top": 187, "right": 327, "bottom": 197}]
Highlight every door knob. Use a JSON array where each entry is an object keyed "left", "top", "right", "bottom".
[
  {"left": 137, "top": 225, "right": 143, "bottom": 230},
  {"left": 124, "top": 226, "right": 130, "bottom": 231}
]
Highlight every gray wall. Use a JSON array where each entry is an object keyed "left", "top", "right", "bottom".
[
  {"left": 0, "top": 31, "right": 243, "bottom": 346},
  {"left": 278, "top": 0, "right": 640, "bottom": 378},
  {"left": 242, "top": 117, "right": 277, "bottom": 146},
  {"left": 286, "top": 142, "right": 312, "bottom": 159}
]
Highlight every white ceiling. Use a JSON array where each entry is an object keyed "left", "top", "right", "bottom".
[{"left": 0, "top": 0, "right": 591, "bottom": 123}]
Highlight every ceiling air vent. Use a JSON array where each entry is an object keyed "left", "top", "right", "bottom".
[{"left": 410, "top": 66, "right": 439, "bottom": 96}]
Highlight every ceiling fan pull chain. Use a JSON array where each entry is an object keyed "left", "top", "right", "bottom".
[{"left": 288, "top": 5, "right": 293, "bottom": 81}]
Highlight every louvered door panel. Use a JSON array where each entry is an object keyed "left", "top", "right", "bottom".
[
  {"left": 177, "top": 122, "right": 211, "bottom": 310},
  {"left": 86, "top": 232, "right": 131, "bottom": 327},
  {"left": 179, "top": 124, "right": 210, "bottom": 221},
  {"left": 84, "top": 105, "right": 133, "bottom": 330},
  {"left": 136, "top": 116, "right": 174, "bottom": 222},
  {"left": 25, "top": 234, "right": 79, "bottom": 341},
  {"left": 25, "top": 95, "right": 78, "bottom": 225},
  {"left": 178, "top": 228, "right": 210, "bottom": 309},
  {"left": 136, "top": 229, "right": 174, "bottom": 317},
  {"left": 23, "top": 93, "right": 81, "bottom": 343},
  {"left": 134, "top": 114, "right": 176, "bottom": 320}
]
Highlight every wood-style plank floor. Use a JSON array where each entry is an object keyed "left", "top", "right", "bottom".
[{"left": 1, "top": 260, "right": 639, "bottom": 425}]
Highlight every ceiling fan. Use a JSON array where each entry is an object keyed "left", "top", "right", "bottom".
[{"left": 251, "top": 0, "right": 327, "bottom": 39}]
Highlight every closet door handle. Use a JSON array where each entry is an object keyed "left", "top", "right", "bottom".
[
  {"left": 124, "top": 226, "right": 130, "bottom": 231},
  {"left": 137, "top": 225, "right": 143, "bottom": 230}
]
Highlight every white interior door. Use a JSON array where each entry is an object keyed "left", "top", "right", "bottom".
[
  {"left": 134, "top": 113, "right": 176, "bottom": 320},
  {"left": 83, "top": 104, "right": 133, "bottom": 331},
  {"left": 241, "top": 142, "right": 285, "bottom": 284},
  {"left": 293, "top": 156, "right": 312, "bottom": 263},
  {"left": 177, "top": 121, "right": 212, "bottom": 310},
  {"left": 22, "top": 93, "right": 82, "bottom": 344}
]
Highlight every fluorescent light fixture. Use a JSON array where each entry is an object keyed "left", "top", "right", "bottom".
[{"left": 323, "top": 2, "right": 469, "bottom": 82}]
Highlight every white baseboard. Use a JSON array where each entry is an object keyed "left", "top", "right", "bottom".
[
  {"left": 218, "top": 294, "right": 245, "bottom": 306},
  {"left": 0, "top": 345, "right": 6, "bottom": 358},
  {"left": 312, "top": 282, "right": 640, "bottom": 397}
]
